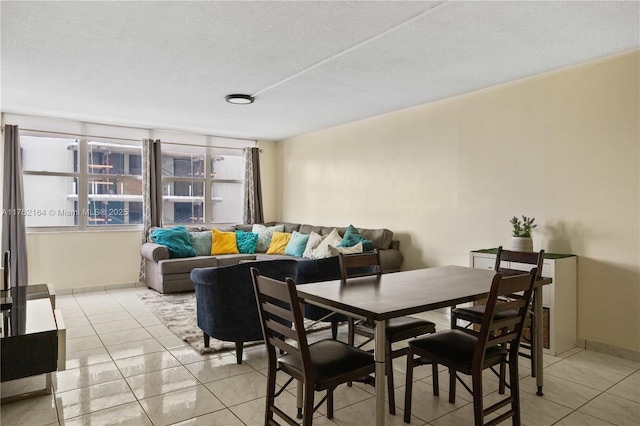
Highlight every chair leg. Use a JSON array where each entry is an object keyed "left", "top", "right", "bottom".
[
  {"left": 499, "top": 360, "right": 506, "bottom": 394},
  {"left": 327, "top": 389, "right": 334, "bottom": 419},
  {"left": 510, "top": 355, "right": 522, "bottom": 425},
  {"left": 303, "top": 382, "right": 314, "bottom": 426},
  {"left": 265, "top": 360, "right": 277, "bottom": 425},
  {"left": 235, "top": 341, "right": 244, "bottom": 364},
  {"left": 471, "top": 370, "right": 484, "bottom": 426},
  {"left": 432, "top": 362, "right": 439, "bottom": 397},
  {"left": 203, "top": 332, "right": 210, "bottom": 348},
  {"left": 386, "top": 340, "right": 395, "bottom": 415},
  {"left": 529, "top": 315, "right": 536, "bottom": 374},
  {"left": 403, "top": 347, "right": 414, "bottom": 423},
  {"left": 348, "top": 318, "right": 355, "bottom": 346},
  {"left": 331, "top": 320, "right": 338, "bottom": 340},
  {"left": 448, "top": 368, "right": 456, "bottom": 403},
  {"left": 347, "top": 318, "right": 355, "bottom": 387}
]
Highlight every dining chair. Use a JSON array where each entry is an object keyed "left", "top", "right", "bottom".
[
  {"left": 250, "top": 267, "right": 376, "bottom": 425},
  {"left": 404, "top": 269, "right": 538, "bottom": 425},
  {"left": 339, "top": 250, "right": 436, "bottom": 415},
  {"left": 451, "top": 246, "right": 544, "bottom": 378}
]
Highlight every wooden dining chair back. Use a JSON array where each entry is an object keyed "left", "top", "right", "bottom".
[
  {"left": 338, "top": 250, "right": 383, "bottom": 280},
  {"left": 404, "top": 269, "right": 537, "bottom": 425},
  {"left": 251, "top": 267, "right": 375, "bottom": 425},
  {"left": 452, "top": 246, "right": 544, "bottom": 377},
  {"left": 339, "top": 251, "right": 436, "bottom": 415}
]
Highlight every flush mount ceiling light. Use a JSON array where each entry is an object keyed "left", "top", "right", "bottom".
[{"left": 225, "top": 94, "right": 255, "bottom": 104}]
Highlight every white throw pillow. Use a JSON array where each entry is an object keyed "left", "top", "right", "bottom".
[
  {"left": 328, "top": 242, "right": 363, "bottom": 256},
  {"left": 310, "top": 229, "right": 343, "bottom": 259},
  {"left": 302, "top": 231, "right": 324, "bottom": 259}
]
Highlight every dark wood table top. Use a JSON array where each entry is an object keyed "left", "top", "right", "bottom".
[{"left": 297, "top": 265, "right": 500, "bottom": 321}]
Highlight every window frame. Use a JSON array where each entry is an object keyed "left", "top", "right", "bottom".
[{"left": 21, "top": 132, "right": 144, "bottom": 232}]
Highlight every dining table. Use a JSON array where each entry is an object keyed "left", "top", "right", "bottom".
[{"left": 296, "top": 265, "right": 551, "bottom": 426}]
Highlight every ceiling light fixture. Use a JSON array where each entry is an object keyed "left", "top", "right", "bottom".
[{"left": 225, "top": 94, "right": 255, "bottom": 104}]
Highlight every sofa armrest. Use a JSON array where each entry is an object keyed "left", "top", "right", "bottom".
[
  {"left": 141, "top": 243, "right": 170, "bottom": 262},
  {"left": 379, "top": 248, "right": 403, "bottom": 273}
]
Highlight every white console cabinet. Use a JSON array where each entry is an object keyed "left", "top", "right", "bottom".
[{"left": 470, "top": 249, "right": 577, "bottom": 355}]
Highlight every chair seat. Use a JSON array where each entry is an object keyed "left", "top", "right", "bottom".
[
  {"left": 409, "top": 329, "right": 507, "bottom": 371},
  {"left": 452, "top": 305, "right": 518, "bottom": 324},
  {"left": 279, "top": 339, "right": 374, "bottom": 390},
  {"left": 354, "top": 316, "right": 436, "bottom": 342}
]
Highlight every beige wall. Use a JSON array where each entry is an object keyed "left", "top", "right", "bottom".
[
  {"left": 278, "top": 51, "right": 640, "bottom": 353},
  {"left": 27, "top": 230, "right": 143, "bottom": 291}
]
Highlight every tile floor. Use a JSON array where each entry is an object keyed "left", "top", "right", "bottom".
[{"left": 1, "top": 287, "right": 638, "bottom": 426}]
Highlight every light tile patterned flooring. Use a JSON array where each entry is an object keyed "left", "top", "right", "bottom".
[{"left": 1, "top": 287, "right": 638, "bottom": 425}]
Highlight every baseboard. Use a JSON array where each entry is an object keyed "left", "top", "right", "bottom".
[
  {"left": 55, "top": 281, "right": 144, "bottom": 295},
  {"left": 577, "top": 336, "right": 640, "bottom": 362}
]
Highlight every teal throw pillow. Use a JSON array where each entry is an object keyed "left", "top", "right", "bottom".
[
  {"left": 189, "top": 231, "right": 212, "bottom": 256},
  {"left": 151, "top": 226, "right": 196, "bottom": 258},
  {"left": 284, "top": 231, "right": 310, "bottom": 257},
  {"left": 337, "top": 224, "right": 373, "bottom": 251},
  {"left": 236, "top": 230, "right": 259, "bottom": 254}
]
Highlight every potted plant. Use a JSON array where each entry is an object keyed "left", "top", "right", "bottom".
[{"left": 509, "top": 215, "right": 536, "bottom": 252}]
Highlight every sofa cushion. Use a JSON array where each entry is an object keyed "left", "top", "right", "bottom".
[
  {"left": 211, "top": 228, "right": 239, "bottom": 255},
  {"left": 329, "top": 242, "right": 363, "bottom": 256},
  {"left": 302, "top": 231, "right": 324, "bottom": 259},
  {"left": 337, "top": 225, "right": 373, "bottom": 251},
  {"left": 285, "top": 231, "right": 309, "bottom": 257},
  {"left": 267, "top": 231, "right": 292, "bottom": 255},
  {"left": 151, "top": 226, "right": 197, "bottom": 258},
  {"left": 158, "top": 256, "right": 218, "bottom": 275},
  {"left": 311, "top": 229, "right": 343, "bottom": 259},
  {"left": 253, "top": 224, "right": 284, "bottom": 253},
  {"left": 189, "top": 231, "right": 212, "bottom": 256},
  {"left": 215, "top": 254, "right": 258, "bottom": 267},
  {"left": 359, "top": 228, "right": 393, "bottom": 250},
  {"left": 236, "top": 230, "right": 259, "bottom": 254}
]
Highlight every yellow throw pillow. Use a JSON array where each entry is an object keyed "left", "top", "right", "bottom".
[
  {"left": 211, "top": 228, "right": 239, "bottom": 255},
  {"left": 266, "top": 231, "right": 292, "bottom": 255}
]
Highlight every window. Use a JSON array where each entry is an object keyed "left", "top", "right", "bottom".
[
  {"left": 12, "top": 114, "right": 254, "bottom": 231},
  {"left": 161, "top": 147, "right": 244, "bottom": 226},
  {"left": 21, "top": 135, "right": 143, "bottom": 228}
]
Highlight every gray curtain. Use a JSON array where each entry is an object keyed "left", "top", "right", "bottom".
[
  {"left": 2, "top": 125, "right": 28, "bottom": 287},
  {"left": 139, "top": 138, "right": 162, "bottom": 282},
  {"left": 242, "top": 147, "right": 263, "bottom": 224}
]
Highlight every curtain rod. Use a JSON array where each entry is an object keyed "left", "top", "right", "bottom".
[{"left": 18, "top": 128, "right": 256, "bottom": 151}]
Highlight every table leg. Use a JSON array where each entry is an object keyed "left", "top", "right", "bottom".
[
  {"left": 534, "top": 285, "right": 544, "bottom": 396},
  {"left": 374, "top": 320, "right": 386, "bottom": 426}
]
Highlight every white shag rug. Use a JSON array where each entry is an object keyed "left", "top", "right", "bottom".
[{"left": 137, "top": 289, "right": 330, "bottom": 354}]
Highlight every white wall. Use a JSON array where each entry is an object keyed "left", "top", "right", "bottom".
[{"left": 277, "top": 51, "right": 640, "bottom": 354}]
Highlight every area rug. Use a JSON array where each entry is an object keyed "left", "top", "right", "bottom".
[{"left": 137, "top": 289, "right": 330, "bottom": 354}]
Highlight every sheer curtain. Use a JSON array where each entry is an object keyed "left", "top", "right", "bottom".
[
  {"left": 242, "top": 147, "right": 263, "bottom": 224},
  {"left": 2, "top": 125, "right": 28, "bottom": 287},
  {"left": 139, "top": 138, "right": 162, "bottom": 283}
]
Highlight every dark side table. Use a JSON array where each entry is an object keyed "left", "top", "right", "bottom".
[{"left": 1, "top": 284, "right": 62, "bottom": 404}]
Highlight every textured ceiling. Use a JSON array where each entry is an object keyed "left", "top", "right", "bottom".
[{"left": 1, "top": 1, "right": 638, "bottom": 141}]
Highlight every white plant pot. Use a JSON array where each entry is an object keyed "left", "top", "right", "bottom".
[{"left": 511, "top": 237, "right": 533, "bottom": 252}]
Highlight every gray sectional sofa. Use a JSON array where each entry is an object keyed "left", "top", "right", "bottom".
[{"left": 140, "top": 222, "right": 403, "bottom": 293}]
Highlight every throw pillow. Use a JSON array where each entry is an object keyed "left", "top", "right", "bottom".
[
  {"left": 337, "top": 224, "right": 374, "bottom": 251},
  {"left": 311, "top": 228, "right": 343, "bottom": 259},
  {"left": 189, "top": 231, "right": 212, "bottom": 256},
  {"left": 328, "top": 242, "right": 364, "bottom": 256},
  {"left": 284, "top": 231, "right": 310, "bottom": 257},
  {"left": 211, "top": 228, "right": 239, "bottom": 255},
  {"left": 236, "top": 230, "right": 259, "bottom": 254},
  {"left": 266, "top": 231, "right": 292, "bottom": 255},
  {"left": 151, "top": 226, "right": 196, "bottom": 258},
  {"left": 302, "top": 231, "right": 325, "bottom": 259},
  {"left": 253, "top": 224, "right": 285, "bottom": 253}
]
